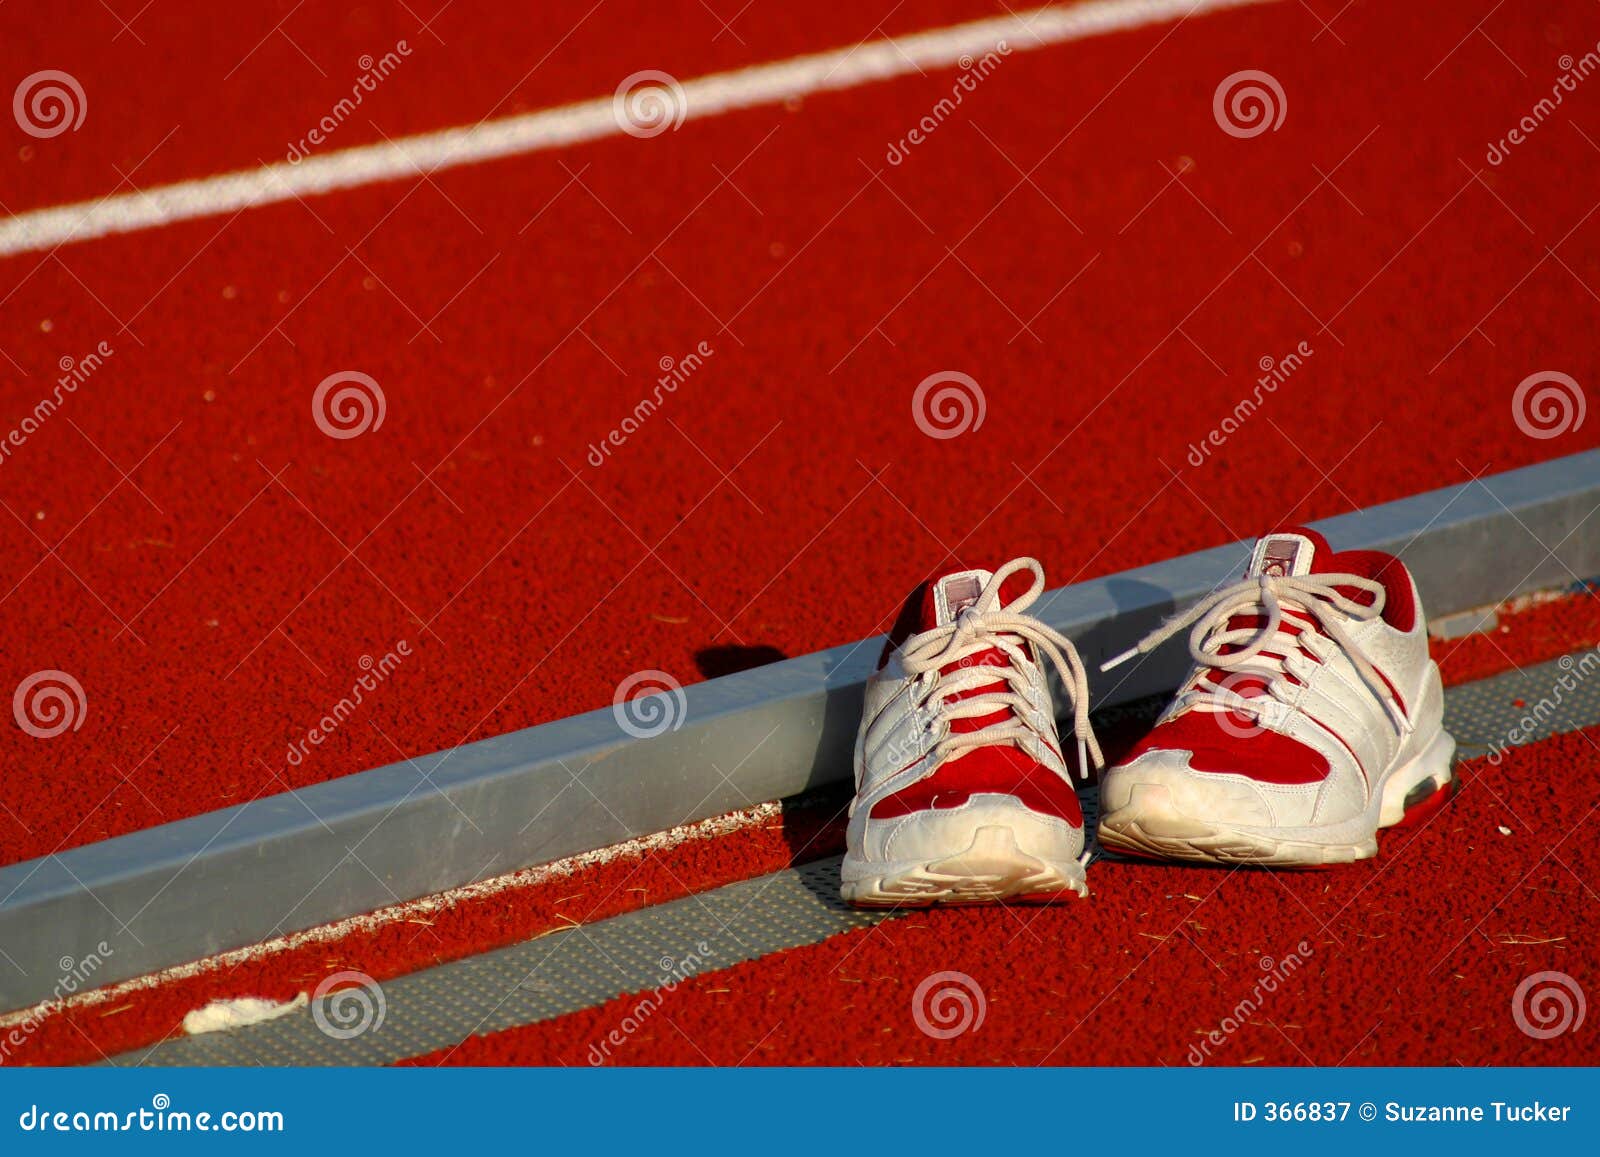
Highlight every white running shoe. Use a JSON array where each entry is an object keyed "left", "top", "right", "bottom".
[
  {"left": 1097, "top": 528, "right": 1456, "bottom": 867},
  {"left": 842, "top": 558, "right": 1102, "bottom": 907}
]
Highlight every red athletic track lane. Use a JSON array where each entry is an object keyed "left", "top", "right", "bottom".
[
  {"left": 0, "top": 0, "right": 1009, "bottom": 214},
  {"left": 10, "top": 590, "right": 1594, "bottom": 1067},
  {"left": 1432, "top": 584, "right": 1600, "bottom": 685},
  {"left": 4, "top": 0, "right": 1600, "bottom": 869},
  {"left": 413, "top": 728, "right": 1600, "bottom": 1067}
]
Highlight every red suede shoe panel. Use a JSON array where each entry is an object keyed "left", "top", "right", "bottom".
[
  {"left": 869, "top": 745, "right": 1083, "bottom": 826},
  {"left": 1128, "top": 710, "right": 1332, "bottom": 785}
]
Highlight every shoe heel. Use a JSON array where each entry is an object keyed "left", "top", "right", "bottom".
[{"left": 1377, "top": 728, "right": 1457, "bottom": 829}]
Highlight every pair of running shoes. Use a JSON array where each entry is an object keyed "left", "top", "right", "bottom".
[{"left": 843, "top": 527, "right": 1458, "bottom": 906}]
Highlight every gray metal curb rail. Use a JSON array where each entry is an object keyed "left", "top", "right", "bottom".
[{"left": 3, "top": 450, "right": 1598, "bottom": 1011}]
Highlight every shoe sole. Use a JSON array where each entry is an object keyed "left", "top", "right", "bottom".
[
  {"left": 841, "top": 823, "right": 1088, "bottom": 908},
  {"left": 1097, "top": 728, "right": 1457, "bottom": 867}
]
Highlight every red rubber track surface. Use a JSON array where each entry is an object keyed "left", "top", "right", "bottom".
[
  {"left": 413, "top": 729, "right": 1600, "bottom": 1067},
  {"left": 0, "top": 0, "right": 1008, "bottom": 215},
  {"left": 12, "top": 589, "right": 1595, "bottom": 1066},
  {"left": 1430, "top": 584, "right": 1600, "bottom": 685},
  {"left": 3, "top": 2, "right": 1599, "bottom": 867}
]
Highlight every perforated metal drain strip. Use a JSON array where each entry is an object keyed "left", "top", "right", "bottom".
[
  {"left": 108, "top": 857, "right": 884, "bottom": 1066},
  {"left": 1443, "top": 650, "right": 1600, "bottom": 753},
  {"left": 105, "top": 647, "right": 1600, "bottom": 1067}
]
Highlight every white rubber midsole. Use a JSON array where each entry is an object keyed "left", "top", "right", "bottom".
[
  {"left": 842, "top": 793, "right": 1084, "bottom": 883},
  {"left": 840, "top": 793, "right": 1090, "bottom": 903}
]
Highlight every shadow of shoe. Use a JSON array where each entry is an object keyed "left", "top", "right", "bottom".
[{"left": 693, "top": 643, "right": 788, "bottom": 679}]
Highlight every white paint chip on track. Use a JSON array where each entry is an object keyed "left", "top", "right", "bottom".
[
  {"left": 0, "top": 0, "right": 1278, "bottom": 258},
  {"left": 182, "top": 993, "right": 308, "bottom": 1035}
]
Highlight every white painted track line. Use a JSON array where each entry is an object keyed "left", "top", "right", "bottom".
[{"left": 0, "top": 0, "right": 1277, "bottom": 259}]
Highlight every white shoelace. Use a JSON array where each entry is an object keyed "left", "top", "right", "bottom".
[
  {"left": 1101, "top": 571, "right": 1410, "bottom": 733},
  {"left": 898, "top": 557, "right": 1104, "bottom": 777}
]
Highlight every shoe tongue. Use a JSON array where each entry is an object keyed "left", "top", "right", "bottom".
[
  {"left": 920, "top": 567, "right": 1018, "bottom": 734},
  {"left": 1211, "top": 533, "right": 1321, "bottom": 683},
  {"left": 1246, "top": 532, "right": 1317, "bottom": 579},
  {"left": 925, "top": 568, "right": 993, "bottom": 628}
]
